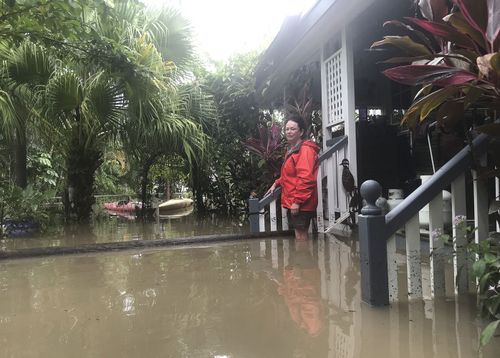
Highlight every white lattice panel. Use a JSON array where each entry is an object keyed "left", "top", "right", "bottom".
[{"left": 326, "top": 50, "right": 343, "bottom": 125}]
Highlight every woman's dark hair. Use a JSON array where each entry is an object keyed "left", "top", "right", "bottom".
[{"left": 285, "top": 113, "right": 306, "bottom": 132}]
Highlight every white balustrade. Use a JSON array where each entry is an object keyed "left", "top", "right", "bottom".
[
  {"left": 269, "top": 201, "right": 277, "bottom": 232},
  {"left": 386, "top": 234, "right": 398, "bottom": 302},
  {"left": 257, "top": 209, "right": 267, "bottom": 233},
  {"left": 428, "top": 193, "right": 445, "bottom": 297},
  {"left": 327, "top": 155, "right": 337, "bottom": 223},
  {"left": 451, "top": 173, "right": 468, "bottom": 294},
  {"left": 281, "top": 208, "right": 289, "bottom": 231},
  {"left": 316, "top": 164, "right": 325, "bottom": 232},
  {"left": 382, "top": 163, "right": 491, "bottom": 304},
  {"left": 405, "top": 214, "right": 422, "bottom": 299}
]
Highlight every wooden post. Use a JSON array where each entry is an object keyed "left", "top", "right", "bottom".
[
  {"left": 359, "top": 180, "right": 389, "bottom": 306},
  {"left": 249, "top": 198, "right": 260, "bottom": 233}
]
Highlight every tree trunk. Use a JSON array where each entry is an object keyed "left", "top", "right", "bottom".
[
  {"left": 13, "top": 124, "right": 27, "bottom": 188},
  {"left": 165, "top": 179, "right": 171, "bottom": 201},
  {"left": 140, "top": 165, "right": 149, "bottom": 213},
  {"left": 139, "top": 156, "right": 156, "bottom": 218},
  {"left": 65, "top": 141, "right": 102, "bottom": 222},
  {"left": 191, "top": 165, "right": 206, "bottom": 212}
]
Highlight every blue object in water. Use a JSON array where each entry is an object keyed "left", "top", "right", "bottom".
[{"left": 2, "top": 219, "right": 39, "bottom": 237}]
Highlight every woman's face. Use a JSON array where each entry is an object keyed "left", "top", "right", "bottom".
[{"left": 285, "top": 120, "right": 304, "bottom": 145}]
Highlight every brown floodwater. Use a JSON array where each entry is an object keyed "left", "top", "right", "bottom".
[
  {"left": 0, "top": 236, "right": 498, "bottom": 357},
  {"left": 1, "top": 212, "right": 248, "bottom": 250}
]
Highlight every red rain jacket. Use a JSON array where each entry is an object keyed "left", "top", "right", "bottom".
[{"left": 274, "top": 140, "right": 319, "bottom": 212}]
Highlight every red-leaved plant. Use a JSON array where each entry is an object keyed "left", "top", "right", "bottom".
[
  {"left": 372, "top": 0, "right": 500, "bottom": 177},
  {"left": 243, "top": 122, "right": 284, "bottom": 178},
  {"left": 372, "top": 0, "right": 500, "bottom": 347}
]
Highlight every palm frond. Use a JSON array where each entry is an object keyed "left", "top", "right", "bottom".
[
  {"left": 145, "top": 7, "right": 195, "bottom": 75},
  {"left": 83, "top": 71, "right": 125, "bottom": 129},
  {"left": 45, "top": 69, "right": 84, "bottom": 115},
  {"left": 6, "top": 41, "right": 54, "bottom": 87},
  {"left": 0, "top": 88, "right": 17, "bottom": 138},
  {"left": 177, "top": 83, "right": 217, "bottom": 132}
]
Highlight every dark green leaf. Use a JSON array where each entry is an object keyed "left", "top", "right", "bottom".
[
  {"left": 473, "top": 259, "right": 487, "bottom": 278},
  {"left": 480, "top": 320, "right": 500, "bottom": 348}
]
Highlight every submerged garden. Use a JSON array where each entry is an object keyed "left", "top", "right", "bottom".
[
  {"left": 0, "top": 0, "right": 298, "bottom": 236},
  {"left": 0, "top": 0, "right": 500, "bottom": 355}
]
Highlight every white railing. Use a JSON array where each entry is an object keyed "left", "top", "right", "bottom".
[{"left": 358, "top": 133, "right": 491, "bottom": 305}]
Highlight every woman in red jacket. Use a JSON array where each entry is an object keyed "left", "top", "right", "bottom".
[{"left": 266, "top": 114, "right": 319, "bottom": 241}]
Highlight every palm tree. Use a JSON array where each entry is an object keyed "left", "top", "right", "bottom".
[
  {"left": 0, "top": 40, "right": 54, "bottom": 188},
  {"left": 52, "top": 1, "right": 213, "bottom": 221},
  {"left": 122, "top": 90, "right": 210, "bottom": 213},
  {"left": 0, "top": 1, "right": 214, "bottom": 222},
  {"left": 42, "top": 68, "right": 124, "bottom": 221},
  {"left": 115, "top": 4, "right": 216, "bottom": 213}
]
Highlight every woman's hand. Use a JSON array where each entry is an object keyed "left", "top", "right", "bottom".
[
  {"left": 290, "top": 203, "right": 300, "bottom": 215},
  {"left": 265, "top": 183, "right": 277, "bottom": 196}
]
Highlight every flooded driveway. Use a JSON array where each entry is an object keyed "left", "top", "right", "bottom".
[{"left": 0, "top": 236, "right": 498, "bottom": 357}]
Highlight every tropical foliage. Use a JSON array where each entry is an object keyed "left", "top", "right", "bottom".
[
  {"left": 196, "top": 52, "right": 268, "bottom": 212},
  {"left": 0, "top": 183, "right": 55, "bottom": 236},
  {"left": 243, "top": 122, "right": 283, "bottom": 178},
  {"left": 373, "top": 0, "right": 500, "bottom": 346},
  {"left": 470, "top": 237, "right": 500, "bottom": 348},
  {"left": 284, "top": 64, "right": 323, "bottom": 141},
  {"left": 0, "top": 0, "right": 212, "bottom": 224},
  {"left": 371, "top": 0, "right": 500, "bottom": 173}
]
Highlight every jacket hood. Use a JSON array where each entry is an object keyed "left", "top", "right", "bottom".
[
  {"left": 302, "top": 140, "right": 320, "bottom": 153},
  {"left": 286, "top": 139, "right": 320, "bottom": 158}
]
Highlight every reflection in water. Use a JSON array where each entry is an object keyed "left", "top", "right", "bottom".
[
  {"left": 0, "top": 236, "right": 498, "bottom": 357},
  {"left": 278, "top": 240, "right": 323, "bottom": 337}
]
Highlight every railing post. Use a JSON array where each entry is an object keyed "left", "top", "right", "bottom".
[
  {"left": 249, "top": 198, "right": 260, "bottom": 233},
  {"left": 359, "top": 180, "right": 389, "bottom": 306}
]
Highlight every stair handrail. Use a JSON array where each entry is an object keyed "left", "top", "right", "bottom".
[
  {"left": 385, "top": 132, "right": 489, "bottom": 238},
  {"left": 359, "top": 132, "right": 490, "bottom": 306}
]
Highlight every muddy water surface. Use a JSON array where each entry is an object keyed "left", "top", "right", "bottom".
[
  {"left": 0, "top": 236, "right": 498, "bottom": 357},
  {"left": 1, "top": 212, "right": 247, "bottom": 250}
]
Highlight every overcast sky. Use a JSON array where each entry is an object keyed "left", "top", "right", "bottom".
[{"left": 144, "top": 0, "right": 316, "bottom": 61}]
